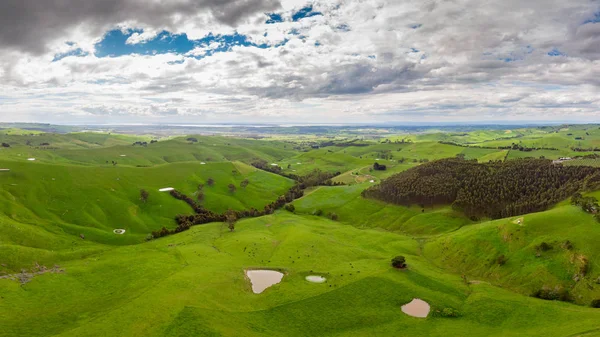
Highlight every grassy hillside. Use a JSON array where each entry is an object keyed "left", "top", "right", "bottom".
[
  {"left": 2, "top": 213, "right": 600, "bottom": 337},
  {"left": 424, "top": 204, "right": 600, "bottom": 306},
  {"left": 0, "top": 160, "right": 294, "bottom": 270},
  {"left": 2, "top": 128, "right": 600, "bottom": 337},
  {"left": 0, "top": 135, "right": 298, "bottom": 167},
  {"left": 292, "top": 183, "right": 473, "bottom": 236}
]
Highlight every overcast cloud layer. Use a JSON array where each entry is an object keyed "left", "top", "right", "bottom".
[{"left": 0, "top": 0, "right": 599, "bottom": 124}]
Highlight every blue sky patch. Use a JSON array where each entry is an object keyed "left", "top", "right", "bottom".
[
  {"left": 93, "top": 29, "right": 287, "bottom": 59},
  {"left": 266, "top": 13, "right": 284, "bottom": 24},
  {"left": 94, "top": 30, "right": 195, "bottom": 57},
  {"left": 292, "top": 5, "right": 322, "bottom": 21},
  {"left": 548, "top": 48, "right": 565, "bottom": 57},
  {"left": 53, "top": 48, "right": 89, "bottom": 62},
  {"left": 583, "top": 12, "right": 600, "bottom": 24}
]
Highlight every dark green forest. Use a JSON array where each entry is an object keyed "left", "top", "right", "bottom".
[{"left": 363, "top": 158, "right": 600, "bottom": 219}]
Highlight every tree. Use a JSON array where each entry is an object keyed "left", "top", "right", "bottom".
[
  {"left": 197, "top": 183, "right": 204, "bottom": 191},
  {"left": 197, "top": 191, "right": 204, "bottom": 202},
  {"left": 391, "top": 256, "right": 407, "bottom": 269},
  {"left": 207, "top": 178, "right": 215, "bottom": 186},
  {"left": 187, "top": 137, "right": 198, "bottom": 143},
  {"left": 140, "top": 189, "right": 149, "bottom": 203},
  {"left": 591, "top": 299, "right": 600, "bottom": 308},
  {"left": 1, "top": 143, "right": 10, "bottom": 148},
  {"left": 225, "top": 209, "right": 237, "bottom": 232},
  {"left": 285, "top": 204, "right": 295, "bottom": 213},
  {"left": 240, "top": 179, "right": 249, "bottom": 189},
  {"left": 228, "top": 183, "right": 237, "bottom": 193}
]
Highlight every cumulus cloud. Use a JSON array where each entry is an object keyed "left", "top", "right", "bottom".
[
  {"left": 1, "top": 0, "right": 600, "bottom": 123},
  {"left": 0, "top": 0, "right": 280, "bottom": 54}
]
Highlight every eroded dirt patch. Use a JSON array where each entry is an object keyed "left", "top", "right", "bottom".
[{"left": 0, "top": 264, "right": 64, "bottom": 284}]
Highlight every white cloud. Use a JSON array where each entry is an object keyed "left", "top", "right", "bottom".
[{"left": 1, "top": 0, "right": 600, "bottom": 123}]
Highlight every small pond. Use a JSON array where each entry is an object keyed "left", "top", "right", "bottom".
[
  {"left": 305, "top": 275, "right": 327, "bottom": 283},
  {"left": 401, "top": 298, "right": 430, "bottom": 318},
  {"left": 246, "top": 270, "right": 284, "bottom": 294}
]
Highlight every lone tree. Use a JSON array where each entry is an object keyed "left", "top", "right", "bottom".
[
  {"left": 225, "top": 209, "right": 237, "bottom": 232},
  {"left": 391, "top": 256, "right": 407, "bottom": 269},
  {"left": 1, "top": 143, "right": 10, "bottom": 148},
  {"left": 197, "top": 191, "right": 204, "bottom": 202},
  {"left": 207, "top": 178, "right": 215, "bottom": 186},
  {"left": 197, "top": 183, "right": 204, "bottom": 191},
  {"left": 228, "top": 183, "right": 237, "bottom": 193},
  {"left": 373, "top": 162, "right": 387, "bottom": 171},
  {"left": 140, "top": 189, "right": 149, "bottom": 203},
  {"left": 240, "top": 179, "right": 249, "bottom": 189}
]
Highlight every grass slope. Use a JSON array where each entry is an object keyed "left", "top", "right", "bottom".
[
  {"left": 0, "top": 160, "right": 293, "bottom": 270},
  {"left": 2, "top": 213, "right": 600, "bottom": 337},
  {"left": 424, "top": 204, "right": 600, "bottom": 306},
  {"left": 292, "top": 183, "right": 473, "bottom": 236}
]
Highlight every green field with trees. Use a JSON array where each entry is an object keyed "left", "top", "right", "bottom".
[{"left": 2, "top": 124, "right": 600, "bottom": 336}]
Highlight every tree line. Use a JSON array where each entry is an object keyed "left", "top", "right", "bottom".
[
  {"left": 150, "top": 160, "right": 346, "bottom": 239},
  {"left": 151, "top": 184, "right": 306, "bottom": 238},
  {"left": 438, "top": 141, "right": 559, "bottom": 152},
  {"left": 250, "top": 159, "right": 344, "bottom": 187},
  {"left": 363, "top": 157, "right": 600, "bottom": 219}
]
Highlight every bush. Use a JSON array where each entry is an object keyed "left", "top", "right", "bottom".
[
  {"left": 531, "top": 287, "right": 571, "bottom": 302},
  {"left": 284, "top": 204, "right": 295, "bottom": 213},
  {"left": 536, "top": 242, "right": 552, "bottom": 251},
  {"left": 441, "top": 308, "right": 459, "bottom": 317},
  {"left": 591, "top": 299, "right": 600, "bottom": 308},
  {"left": 391, "top": 256, "right": 406, "bottom": 269},
  {"left": 314, "top": 209, "right": 324, "bottom": 216},
  {"left": 329, "top": 212, "right": 339, "bottom": 221},
  {"left": 561, "top": 240, "right": 573, "bottom": 250}
]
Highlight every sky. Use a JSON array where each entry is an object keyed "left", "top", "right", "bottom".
[{"left": 0, "top": 0, "right": 599, "bottom": 125}]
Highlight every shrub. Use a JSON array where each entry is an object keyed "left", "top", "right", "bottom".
[
  {"left": 391, "top": 256, "right": 407, "bottom": 269},
  {"left": 536, "top": 242, "right": 552, "bottom": 252},
  {"left": 561, "top": 240, "right": 573, "bottom": 250},
  {"left": 592, "top": 299, "right": 600, "bottom": 308},
  {"left": 579, "top": 256, "right": 590, "bottom": 276},
  {"left": 531, "top": 287, "right": 571, "bottom": 302},
  {"left": 329, "top": 212, "right": 339, "bottom": 221},
  {"left": 140, "top": 189, "right": 149, "bottom": 203},
  {"left": 228, "top": 183, "right": 237, "bottom": 193},
  {"left": 441, "top": 308, "right": 459, "bottom": 317},
  {"left": 314, "top": 209, "right": 324, "bottom": 216},
  {"left": 284, "top": 204, "right": 295, "bottom": 213}
]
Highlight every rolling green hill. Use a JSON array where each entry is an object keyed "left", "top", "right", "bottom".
[{"left": 2, "top": 127, "right": 600, "bottom": 337}]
